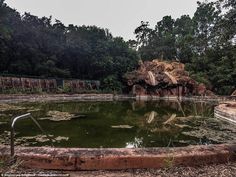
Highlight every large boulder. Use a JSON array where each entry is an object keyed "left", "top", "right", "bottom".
[{"left": 124, "top": 59, "right": 212, "bottom": 96}]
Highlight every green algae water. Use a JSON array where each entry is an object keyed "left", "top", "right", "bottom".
[{"left": 0, "top": 100, "right": 235, "bottom": 148}]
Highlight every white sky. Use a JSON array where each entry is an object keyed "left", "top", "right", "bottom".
[{"left": 5, "top": 0, "right": 200, "bottom": 40}]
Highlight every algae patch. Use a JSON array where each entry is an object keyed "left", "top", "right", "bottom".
[
  {"left": 111, "top": 125, "right": 133, "bottom": 129},
  {"left": 16, "top": 135, "right": 69, "bottom": 146},
  {"left": 41, "top": 111, "right": 77, "bottom": 121},
  {"left": 182, "top": 118, "right": 236, "bottom": 143},
  {"left": 0, "top": 131, "right": 69, "bottom": 146},
  {"left": 0, "top": 103, "right": 26, "bottom": 112}
]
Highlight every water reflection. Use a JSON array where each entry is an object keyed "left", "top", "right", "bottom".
[{"left": 0, "top": 100, "right": 235, "bottom": 148}]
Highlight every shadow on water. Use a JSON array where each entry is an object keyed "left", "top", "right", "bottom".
[{"left": 0, "top": 100, "right": 235, "bottom": 148}]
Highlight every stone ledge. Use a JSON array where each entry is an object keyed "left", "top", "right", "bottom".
[
  {"left": 0, "top": 94, "right": 114, "bottom": 103},
  {"left": 0, "top": 144, "right": 236, "bottom": 170}
]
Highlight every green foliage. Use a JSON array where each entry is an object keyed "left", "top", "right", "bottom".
[
  {"left": 0, "top": 2, "right": 139, "bottom": 92},
  {"left": 0, "top": 0, "right": 236, "bottom": 95},
  {"left": 134, "top": 0, "right": 236, "bottom": 95},
  {"left": 189, "top": 72, "right": 211, "bottom": 88},
  {"left": 102, "top": 75, "right": 123, "bottom": 93}
]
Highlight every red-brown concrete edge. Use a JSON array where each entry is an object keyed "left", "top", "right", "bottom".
[{"left": 0, "top": 144, "right": 236, "bottom": 171}]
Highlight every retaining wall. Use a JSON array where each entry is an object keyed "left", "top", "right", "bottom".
[
  {"left": 0, "top": 77, "right": 57, "bottom": 92},
  {"left": 0, "top": 76, "right": 100, "bottom": 92},
  {"left": 0, "top": 144, "right": 236, "bottom": 170}
]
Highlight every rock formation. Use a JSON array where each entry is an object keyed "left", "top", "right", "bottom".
[{"left": 124, "top": 59, "right": 213, "bottom": 96}]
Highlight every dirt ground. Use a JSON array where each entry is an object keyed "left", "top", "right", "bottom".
[
  {"left": 69, "top": 162, "right": 236, "bottom": 177},
  {"left": 1, "top": 162, "right": 236, "bottom": 177}
]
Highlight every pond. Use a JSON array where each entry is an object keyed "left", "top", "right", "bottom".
[{"left": 0, "top": 100, "right": 236, "bottom": 148}]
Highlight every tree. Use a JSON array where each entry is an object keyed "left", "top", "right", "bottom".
[
  {"left": 174, "top": 15, "right": 194, "bottom": 62},
  {"left": 0, "top": 2, "right": 139, "bottom": 91},
  {"left": 133, "top": 0, "right": 236, "bottom": 95},
  {"left": 192, "top": 1, "right": 221, "bottom": 54}
]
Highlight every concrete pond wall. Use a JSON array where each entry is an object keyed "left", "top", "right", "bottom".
[
  {"left": 0, "top": 144, "right": 236, "bottom": 170},
  {"left": 214, "top": 102, "right": 236, "bottom": 124},
  {"left": 0, "top": 94, "right": 236, "bottom": 170}
]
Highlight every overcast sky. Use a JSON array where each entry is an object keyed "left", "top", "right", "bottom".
[{"left": 6, "top": 0, "right": 200, "bottom": 40}]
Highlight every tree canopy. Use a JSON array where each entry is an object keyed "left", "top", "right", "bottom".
[
  {"left": 0, "top": 1, "right": 139, "bottom": 92},
  {"left": 134, "top": 0, "right": 236, "bottom": 95},
  {"left": 0, "top": 0, "right": 235, "bottom": 94}
]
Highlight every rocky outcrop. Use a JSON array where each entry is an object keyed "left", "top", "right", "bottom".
[{"left": 124, "top": 59, "right": 213, "bottom": 96}]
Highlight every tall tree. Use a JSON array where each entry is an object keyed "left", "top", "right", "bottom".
[{"left": 0, "top": 1, "right": 139, "bottom": 92}]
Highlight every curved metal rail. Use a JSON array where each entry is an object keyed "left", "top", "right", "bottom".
[{"left": 10, "top": 113, "right": 53, "bottom": 157}]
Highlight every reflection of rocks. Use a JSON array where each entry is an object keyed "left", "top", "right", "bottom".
[
  {"left": 136, "top": 112, "right": 157, "bottom": 129},
  {"left": 41, "top": 111, "right": 77, "bottom": 121},
  {"left": 146, "top": 111, "right": 158, "bottom": 124},
  {"left": 139, "top": 110, "right": 193, "bottom": 134},
  {"left": 163, "top": 114, "right": 177, "bottom": 125},
  {"left": 0, "top": 103, "right": 26, "bottom": 112},
  {"left": 131, "top": 101, "right": 147, "bottom": 110}
]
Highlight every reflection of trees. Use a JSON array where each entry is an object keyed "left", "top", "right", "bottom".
[{"left": 21, "top": 102, "right": 102, "bottom": 118}]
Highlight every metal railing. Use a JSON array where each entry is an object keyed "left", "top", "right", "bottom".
[{"left": 10, "top": 113, "right": 53, "bottom": 158}]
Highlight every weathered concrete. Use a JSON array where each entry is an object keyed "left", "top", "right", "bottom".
[
  {"left": 0, "top": 76, "right": 100, "bottom": 93},
  {"left": 0, "top": 94, "right": 114, "bottom": 103},
  {"left": 215, "top": 102, "right": 236, "bottom": 124},
  {"left": 1, "top": 93, "right": 236, "bottom": 104},
  {"left": 0, "top": 144, "right": 236, "bottom": 170}
]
